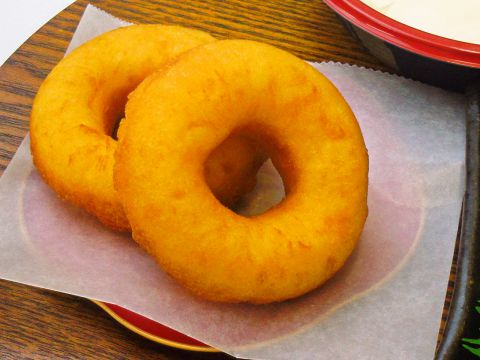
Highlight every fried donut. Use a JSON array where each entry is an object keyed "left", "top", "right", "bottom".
[
  {"left": 115, "top": 40, "right": 369, "bottom": 303},
  {"left": 30, "top": 25, "right": 265, "bottom": 231}
]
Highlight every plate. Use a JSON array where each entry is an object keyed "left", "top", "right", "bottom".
[
  {"left": 324, "top": 0, "right": 480, "bottom": 90},
  {"left": 91, "top": 300, "right": 218, "bottom": 352}
]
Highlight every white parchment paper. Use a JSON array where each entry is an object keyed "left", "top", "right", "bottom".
[{"left": 0, "top": 5, "right": 466, "bottom": 360}]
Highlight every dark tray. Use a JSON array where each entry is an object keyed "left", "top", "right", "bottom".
[{"left": 435, "top": 85, "right": 480, "bottom": 359}]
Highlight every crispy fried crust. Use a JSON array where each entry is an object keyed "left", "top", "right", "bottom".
[
  {"left": 115, "top": 40, "right": 369, "bottom": 303},
  {"left": 30, "top": 25, "right": 265, "bottom": 231}
]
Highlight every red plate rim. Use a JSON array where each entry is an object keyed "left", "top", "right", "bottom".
[
  {"left": 323, "top": 0, "right": 480, "bottom": 68},
  {"left": 91, "top": 300, "right": 218, "bottom": 353}
]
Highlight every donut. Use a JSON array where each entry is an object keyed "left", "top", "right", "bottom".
[
  {"left": 30, "top": 25, "right": 265, "bottom": 231},
  {"left": 114, "top": 40, "right": 369, "bottom": 303}
]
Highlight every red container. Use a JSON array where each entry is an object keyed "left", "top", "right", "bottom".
[{"left": 324, "top": 0, "right": 480, "bottom": 91}]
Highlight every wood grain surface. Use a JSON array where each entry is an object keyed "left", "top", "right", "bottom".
[{"left": 0, "top": 0, "right": 450, "bottom": 359}]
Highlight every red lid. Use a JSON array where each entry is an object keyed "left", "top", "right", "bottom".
[{"left": 324, "top": 0, "right": 480, "bottom": 68}]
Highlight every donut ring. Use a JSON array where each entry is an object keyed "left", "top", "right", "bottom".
[
  {"left": 30, "top": 25, "right": 265, "bottom": 231},
  {"left": 115, "top": 40, "right": 369, "bottom": 303}
]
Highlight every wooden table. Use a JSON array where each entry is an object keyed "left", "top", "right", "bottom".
[{"left": 0, "top": 1, "right": 452, "bottom": 358}]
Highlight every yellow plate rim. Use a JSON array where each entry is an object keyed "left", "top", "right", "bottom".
[{"left": 91, "top": 299, "right": 219, "bottom": 353}]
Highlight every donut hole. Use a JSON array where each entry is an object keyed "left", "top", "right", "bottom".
[
  {"left": 102, "top": 86, "right": 132, "bottom": 140},
  {"left": 233, "top": 158, "right": 286, "bottom": 217},
  {"left": 110, "top": 114, "right": 124, "bottom": 141},
  {"left": 204, "top": 130, "right": 289, "bottom": 217}
]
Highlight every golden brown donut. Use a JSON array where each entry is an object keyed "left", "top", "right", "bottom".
[
  {"left": 30, "top": 25, "right": 265, "bottom": 231},
  {"left": 115, "top": 40, "right": 369, "bottom": 303}
]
